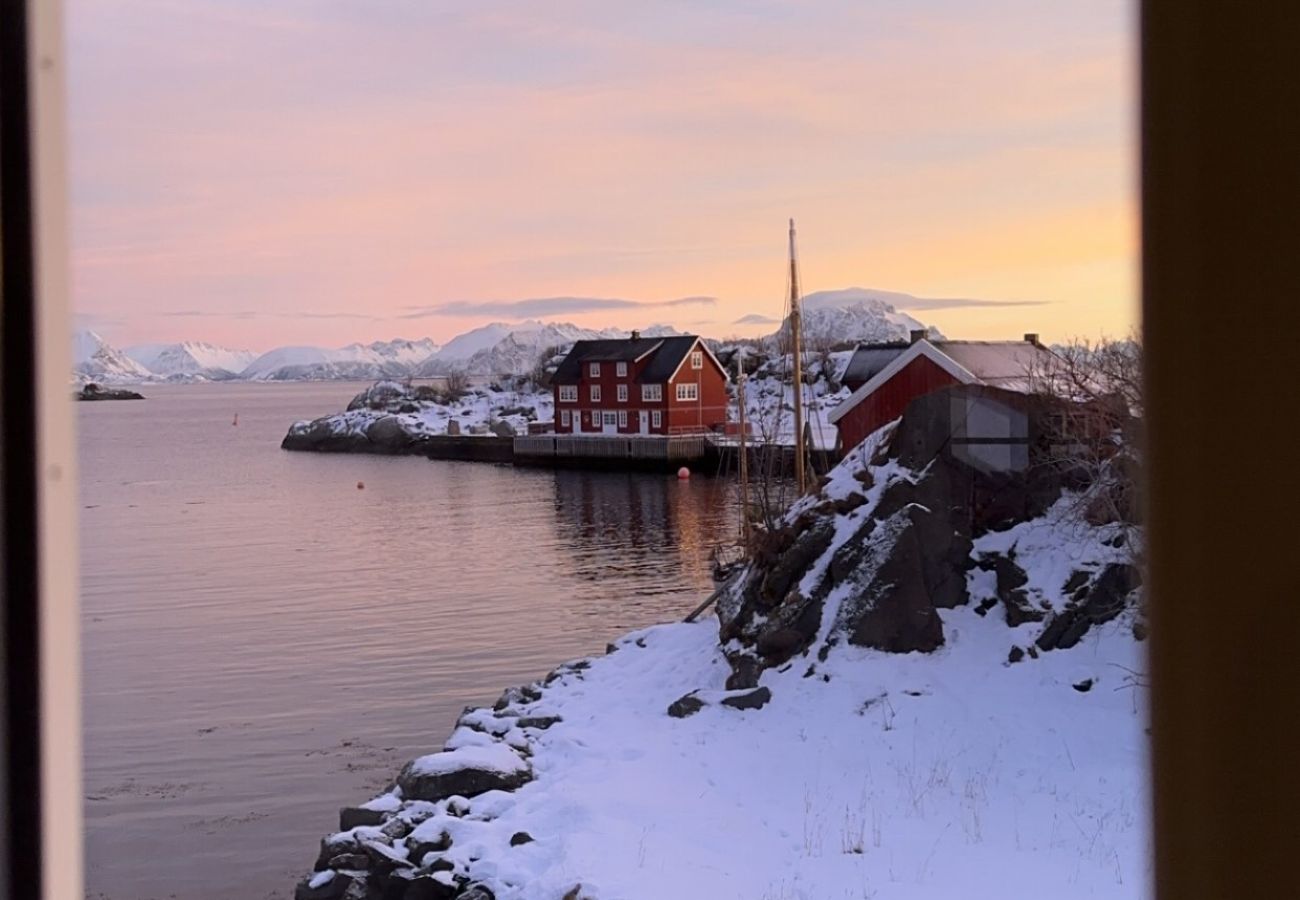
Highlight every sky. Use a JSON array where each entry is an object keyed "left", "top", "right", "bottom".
[{"left": 67, "top": 0, "right": 1136, "bottom": 352}]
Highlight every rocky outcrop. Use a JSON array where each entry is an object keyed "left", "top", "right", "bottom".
[
  {"left": 716, "top": 384, "right": 1140, "bottom": 683},
  {"left": 76, "top": 383, "right": 144, "bottom": 401}
]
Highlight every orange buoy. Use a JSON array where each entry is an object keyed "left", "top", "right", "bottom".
[
  {"left": 356, "top": 481, "right": 365, "bottom": 490},
  {"left": 677, "top": 466, "right": 690, "bottom": 480}
]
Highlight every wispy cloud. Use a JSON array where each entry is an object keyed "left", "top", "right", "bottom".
[
  {"left": 158, "top": 310, "right": 379, "bottom": 320},
  {"left": 733, "top": 313, "right": 780, "bottom": 325},
  {"left": 892, "top": 297, "right": 1051, "bottom": 311},
  {"left": 400, "top": 295, "right": 717, "bottom": 319}
]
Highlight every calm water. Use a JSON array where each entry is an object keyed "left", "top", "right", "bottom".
[{"left": 80, "top": 382, "right": 736, "bottom": 900}]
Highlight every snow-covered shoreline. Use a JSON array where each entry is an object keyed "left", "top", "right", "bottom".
[{"left": 292, "top": 387, "right": 1149, "bottom": 900}]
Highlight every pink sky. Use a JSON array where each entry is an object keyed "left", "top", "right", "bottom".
[{"left": 68, "top": 0, "right": 1136, "bottom": 352}]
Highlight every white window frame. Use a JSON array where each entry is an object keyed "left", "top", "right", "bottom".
[
  {"left": 676, "top": 382, "right": 699, "bottom": 402},
  {"left": 691, "top": 351, "right": 703, "bottom": 369},
  {"left": 617, "top": 410, "right": 628, "bottom": 428},
  {"left": 602, "top": 411, "right": 617, "bottom": 426},
  {"left": 558, "top": 384, "right": 577, "bottom": 403},
  {"left": 651, "top": 410, "right": 662, "bottom": 429},
  {"left": 641, "top": 383, "right": 662, "bottom": 402},
  {"left": 589, "top": 362, "right": 600, "bottom": 378},
  {"left": 560, "top": 409, "right": 570, "bottom": 427},
  {"left": 616, "top": 361, "right": 628, "bottom": 377},
  {"left": 590, "top": 384, "right": 601, "bottom": 402},
  {"left": 617, "top": 384, "right": 628, "bottom": 403}
]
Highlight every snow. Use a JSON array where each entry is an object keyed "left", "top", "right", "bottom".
[
  {"left": 240, "top": 339, "right": 440, "bottom": 381},
  {"left": 71, "top": 330, "right": 156, "bottom": 384},
  {"left": 417, "top": 322, "right": 681, "bottom": 377},
  {"left": 354, "top": 606, "right": 1146, "bottom": 900},
  {"left": 124, "top": 341, "right": 257, "bottom": 378},
  {"left": 407, "top": 744, "right": 530, "bottom": 779}
]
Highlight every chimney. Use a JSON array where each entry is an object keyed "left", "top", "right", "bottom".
[
  {"left": 630, "top": 329, "right": 641, "bottom": 341},
  {"left": 1023, "top": 332, "right": 1040, "bottom": 346},
  {"left": 909, "top": 329, "right": 927, "bottom": 345}
]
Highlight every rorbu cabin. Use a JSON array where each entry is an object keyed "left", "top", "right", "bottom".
[
  {"left": 551, "top": 333, "right": 729, "bottom": 436},
  {"left": 829, "top": 331, "right": 1057, "bottom": 453}
]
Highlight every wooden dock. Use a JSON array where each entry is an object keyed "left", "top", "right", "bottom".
[{"left": 513, "top": 434, "right": 711, "bottom": 470}]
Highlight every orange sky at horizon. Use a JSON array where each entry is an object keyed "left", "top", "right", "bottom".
[{"left": 68, "top": 0, "right": 1137, "bottom": 352}]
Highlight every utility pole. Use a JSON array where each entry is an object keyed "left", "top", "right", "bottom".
[
  {"left": 788, "top": 218, "right": 807, "bottom": 494},
  {"left": 736, "top": 347, "right": 750, "bottom": 550}
]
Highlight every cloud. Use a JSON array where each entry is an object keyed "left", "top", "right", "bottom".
[
  {"left": 400, "top": 295, "right": 717, "bottom": 319},
  {"left": 157, "top": 310, "right": 379, "bottom": 320},
  {"left": 733, "top": 313, "right": 780, "bottom": 325},
  {"left": 891, "top": 297, "right": 1051, "bottom": 311}
]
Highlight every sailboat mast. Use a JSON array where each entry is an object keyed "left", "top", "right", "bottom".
[
  {"left": 736, "top": 348, "right": 751, "bottom": 549},
  {"left": 788, "top": 218, "right": 807, "bottom": 494}
]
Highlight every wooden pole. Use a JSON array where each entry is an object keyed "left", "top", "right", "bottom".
[
  {"left": 788, "top": 218, "right": 807, "bottom": 494},
  {"left": 736, "top": 348, "right": 751, "bottom": 550}
]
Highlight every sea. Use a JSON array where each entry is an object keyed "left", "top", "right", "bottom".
[{"left": 79, "top": 381, "right": 736, "bottom": 899}]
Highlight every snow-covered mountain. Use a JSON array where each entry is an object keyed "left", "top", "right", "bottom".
[
  {"left": 767, "top": 287, "right": 939, "bottom": 349},
  {"left": 125, "top": 341, "right": 258, "bottom": 380},
  {"left": 240, "top": 338, "right": 440, "bottom": 381},
  {"left": 73, "top": 331, "right": 156, "bottom": 384},
  {"left": 417, "top": 322, "right": 681, "bottom": 376}
]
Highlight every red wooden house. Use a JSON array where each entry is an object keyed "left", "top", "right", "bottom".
[
  {"left": 551, "top": 334, "right": 729, "bottom": 435},
  {"left": 828, "top": 331, "right": 1056, "bottom": 451}
]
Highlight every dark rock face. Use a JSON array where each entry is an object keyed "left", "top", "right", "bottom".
[
  {"left": 838, "top": 513, "right": 945, "bottom": 654},
  {"left": 406, "top": 832, "right": 452, "bottom": 866},
  {"left": 720, "top": 687, "right": 772, "bottom": 711},
  {"left": 1037, "top": 563, "right": 1143, "bottom": 651},
  {"left": 509, "top": 831, "right": 535, "bottom": 846},
  {"left": 396, "top": 759, "right": 532, "bottom": 803},
  {"left": 667, "top": 693, "right": 706, "bottom": 718},
  {"left": 338, "top": 807, "right": 387, "bottom": 831}
]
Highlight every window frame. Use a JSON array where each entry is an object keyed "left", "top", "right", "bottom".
[
  {"left": 588, "top": 362, "right": 600, "bottom": 378},
  {"left": 617, "top": 384, "right": 628, "bottom": 403},
  {"left": 641, "top": 383, "right": 662, "bottom": 402},
  {"left": 616, "top": 361, "right": 628, "bottom": 377},
  {"left": 676, "top": 382, "right": 699, "bottom": 402},
  {"left": 617, "top": 410, "right": 628, "bottom": 428},
  {"left": 691, "top": 351, "right": 703, "bottom": 369},
  {"left": 560, "top": 409, "right": 570, "bottom": 427},
  {"left": 651, "top": 410, "right": 662, "bottom": 429},
  {"left": 558, "top": 384, "right": 578, "bottom": 403},
  {"left": 589, "top": 384, "right": 601, "bottom": 402}
]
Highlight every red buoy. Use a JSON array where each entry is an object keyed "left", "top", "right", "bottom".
[
  {"left": 356, "top": 481, "right": 365, "bottom": 490},
  {"left": 677, "top": 467, "right": 690, "bottom": 480}
]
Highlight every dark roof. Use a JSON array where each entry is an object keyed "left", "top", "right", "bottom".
[
  {"left": 841, "top": 342, "right": 910, "bottom": 386},
  {"left": 552, "top": 335, "right": 702, "bottom": 384}
]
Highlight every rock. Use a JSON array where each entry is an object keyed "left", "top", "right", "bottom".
[
  {"left": 295, "top": 871, "right": 354, "bottom": 900},
  {"left": 1008, "top": 646, "right": 1025, "bottom": 664},
  {"left": 992, "top": 556, "right": 1044, "bottom": 626},
  {"left": 493, "top": 685, "right": 542, "bottom": 711},
  {"left": 339, "top": 807, "right": 387, "bottom": 831},
  {"left": 445, "top": 797, "right": 471, "bottom": 818},
  {"left": 406, "top": 832, "right": 452, "bottom": 865},
  {"left": 459, "top": 886, "right": 495, "bottom": 900},
  {"left": 667, "top": 693, "right": 706, "bottom": 718},
  {"left": 724, "top": 654, "right": 763, "bottom": 691},
  {"left": 516, "top": 715, "right": 562, "bottom": 730},
  {"left": 841, "top": 514, "right": 945, "bottom": 654},
  {"left": 379, "top": 817, "right": 412, "bottom": 841},
  {"left": 399, "top": 874, "right": 458, "bottom": 900},
  {"left": 1073, "top": 678, "right": 1094, "bottom": 693},
  {"left": 315, "top": 830, "right": 391, "bottom": 871},
  {"left": 720, "top": 687, "right": 772, "bottom": 711},
  {"left": 367, "top": 415, "right": 414, "bottom": 451},
  {"left": 1036, "top": 563, "right": 1143, "bottom": 652},
  {"left": 445, "top": 420, "right": 461, "bottom": 436},
  {"left": 758, "top": 521, "right": 835, "bottom": 606},
  {"left": 325, "top": 852, "right": 370, "bottom": 871},
  {"left": 489, "top": 419, "right": 516, "bottom": 437},
  {"left": 509, "top": 831, "right": 535, "bottom": 846},
  {"left": 396, "top": 753, "right": 532, "bottom": 803}
]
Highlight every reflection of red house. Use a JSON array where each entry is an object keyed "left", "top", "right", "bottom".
[
  {"left": 551, "top": 334, "right": 729, "bottom": 435},
  {"left": 829, "top": 332, "right": 1055, "bottom": 451}
]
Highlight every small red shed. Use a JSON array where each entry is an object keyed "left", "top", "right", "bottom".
[{"left": 828, "top": 333, "right": 1056, "bottom": 452}]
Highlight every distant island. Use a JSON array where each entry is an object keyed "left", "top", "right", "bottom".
[{"left": 76, "top": 383, "right": 144, "bottom": 401}]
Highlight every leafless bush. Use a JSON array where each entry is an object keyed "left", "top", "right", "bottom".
[{"left": 443, "top": 369, "right": 471, "bottom": 402}]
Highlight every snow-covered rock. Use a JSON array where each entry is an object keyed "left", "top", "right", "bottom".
[
  {"left": 416, "top": 321, "right": 681, "bottom": 377},
  {"left": 767, "top": 288, "right": 940, "bottom": 350},
  {"left": 124, "top": 341, "right": 257, "bottom": 380},
  {"left": 72, "top": 330, "right": 156, "bottom": 384}
]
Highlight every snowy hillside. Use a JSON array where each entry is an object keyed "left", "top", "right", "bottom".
[
  {"left": 72, "top": 331, "right": 156, "bottom": 384},
  {"left": 292, "top": 388, "right": 1147, "bottom": 900},
  {"left": 125, "top": 341, "right": 258, "bottom": 380},
  {"left": 240, "top": 338, "right": 439, "bottom": 381}
]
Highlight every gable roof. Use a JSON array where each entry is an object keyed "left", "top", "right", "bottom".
[
  {"left": 827, "top": 338, "right": 1057, "bottom": 424},
  {"left": 552, "top": 335, "right": 704, "bottom": 384},
  {"left": 841, "top": 342, "right": 911, "bottom": 386}
]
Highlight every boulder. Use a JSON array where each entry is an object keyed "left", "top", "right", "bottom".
[
  {"left": 367, "top": 416, "right": 414, "bottom": 451},
  {"left": 295, "top": 871, "right": 354, "bottom": 900},
  {"left": 338, "top": 807, "right": 386, "bottom": 831},
  {"left": 395, "top": 748, "right": 532, "bottom": 802},
  {"left": 1037, "top": 563, "right": 1143, "bottom": 651},
  {"left": 509, "top": 831, "right": 535, "bottom": 846},
  {"left": 839, "top": 514, "right": 945, "bottom": 654},
  {"left": 489, "top": 420, "right": 516, "bottom": 438},
  {"left": 720, "top": 687, "right": 772, "bottom": 711},
  {"left": 667, "top": 693, "right": 706, "bottom": 719}
]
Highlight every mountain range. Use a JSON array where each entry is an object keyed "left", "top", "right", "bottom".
[{"left": 73, "top": 289, "right": 941, "bottom": 384}]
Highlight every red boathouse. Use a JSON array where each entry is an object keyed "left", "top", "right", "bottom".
[
  {"left": 551, "top": 334, "right": 729, "bottom": 436},
  {"left": 828, "top": 332, "right": 1056, "bottom": 452}
]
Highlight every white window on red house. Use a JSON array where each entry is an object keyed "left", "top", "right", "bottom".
[
  {"left": 589, "top": 362, "right": 600, "bottom": 378},
  {"left": 558, "top": 385, "right": 577, "bottom": 402},
  {"left": 590, "top": 384, "right": 601, "bottom": 402},
  {"left": 602, "top": 411, "right": 617, "bottom": 427},
  {"left": 618, "top": 410, "right": 628, "bottom": 428},
  {"left": 560, "top": 409, "right": 570, "bottom": 427},
  {"left": 641, "top": 384, "right": 662, "bottom": 402},
  {"left": 617, "top": 384, "right": 628, "bottom": 402},
  {"left": 691, "top": 350, "right": 703, "bottom": 369},
  {"left": 676, "top": 382, "right": 699, "bottom": 401},
  {"left": 651, "top": 410, "right": 662, "bottom": 428},
  {"left": 616, "top": 361, "right": 628, "bottom": 377}
]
